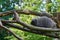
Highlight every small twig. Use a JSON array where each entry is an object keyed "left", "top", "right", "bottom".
[{"left": 1, "top": 20, "right": 16, "bottom": 23}]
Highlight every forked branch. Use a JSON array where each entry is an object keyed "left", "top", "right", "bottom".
[
  {"left": 0, "top": 9, "right": 60, "bottom": 39},
  {"left": 0, "top": 21, "right": 23, "bottom": 40}
]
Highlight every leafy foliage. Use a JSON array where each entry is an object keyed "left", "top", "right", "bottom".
[{"left": 0, "top": 0, "right": 60, "bottom": 40}]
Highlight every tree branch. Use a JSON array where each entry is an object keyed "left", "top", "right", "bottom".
[
  {"left": 0, "top": 9, "right": 60, "bottom": 39},
  {"left": 0, "top": 9, "right": 53, "bottom": 18},
  {"left": 1, "top": 20, "right": 60, "bottom": 32},
  {"left": 3, "top": 22, "right": 60, "bottom": 38},
  {"left": 0, "top": 21, "right": 23, "bottom": 40},
  {"left": 1, "top": 20, "right": 16, "bottom": 23},
  {"left": 13, "top": 11, "right": 20, "bottom": 21},
  {"left": 16, "top": 20, "right": 60, "bottom": 32}
]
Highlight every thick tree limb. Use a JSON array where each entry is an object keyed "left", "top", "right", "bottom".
[
  {"left": 10, "top": 10, "right": 60, "bottom": 32},
  {"left": 1, "top": 11, "right": 58, "bottom": 32},
  {"left": 3, "top": 22, "right": 60, "bottom": 38},
  {"left": 0, "top": 9, "right": 60, "bottom": 39},
  {"left": 13, "top": 11, "right": 20, "bottom": 21},
  {"left": 0, "top": 21, "right": 23, "bottom": 40},
  {"left": 0, "top": 9, "right": 53, "bottom": 18},
  {"left": 0, "top": 10, "right": 14, "bottom": 17},
  {"left": 16, "top": 20, "right": 60, "bottom": 32},
  {"left": 1, "top": 20, "right": 60, "bottom": 32}
]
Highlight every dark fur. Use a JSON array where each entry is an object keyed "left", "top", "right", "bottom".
[
  {"left": 31, "top": 16, "right": 57, "bottom": 28},
  {"left": 31, "top": 16, "right": 59, "bottom": 36}
]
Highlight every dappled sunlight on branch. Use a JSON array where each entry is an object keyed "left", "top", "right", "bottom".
[{"left": 0, "top": 9, "right": 60, "bottom": 39}]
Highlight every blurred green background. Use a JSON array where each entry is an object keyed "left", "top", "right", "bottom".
[{"left": 0, "top": 0, "right": 60, "bottom": 40}]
